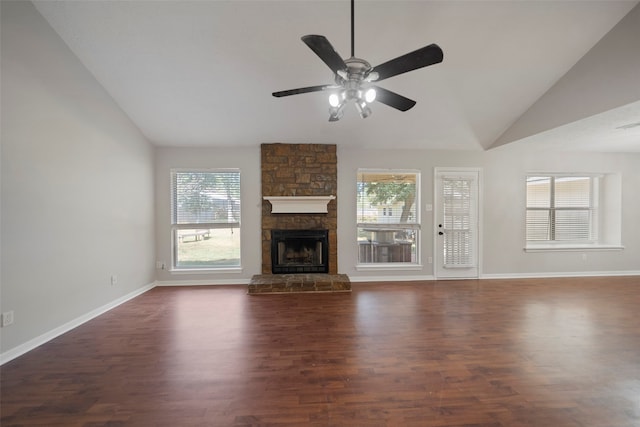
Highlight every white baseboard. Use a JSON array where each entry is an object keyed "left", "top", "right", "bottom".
[
  {"left": 349, "top": 275, "right": 436, "bottom": 283},
  {"left": 480, "top": 270, "right": 640, "bottom": 279},
  {"left": 158, "top": 271, "right": 640, "bottom": 285},
  {"left": 350, "top": 271, "right": 640, "bottom": 282},
  {"left": 156, "top": 279, "right": 250, "bottom": 286},
  {"left": 0, "top": 282, "right": 156, "bottom": 366},
  {"left": 158, "top": 276, "right": 433, "bottom": 286}
]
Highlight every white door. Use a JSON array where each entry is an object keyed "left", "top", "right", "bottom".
[{"left": 434, "top": 169, "right": 480, "bottom": 279}]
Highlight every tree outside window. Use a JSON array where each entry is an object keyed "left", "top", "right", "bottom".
[
  {"left": 357, "top": 171, "right": 419, "bottom": 264},
  {"left": 171, "top": 170, "right": 241, "bottom": 269}
]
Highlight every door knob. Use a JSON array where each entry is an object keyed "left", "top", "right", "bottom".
[{"left": 438, "top": 231, "right": 444, "bottom": 235}]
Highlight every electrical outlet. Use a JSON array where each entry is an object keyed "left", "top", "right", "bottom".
[
  {"left": 428, "top": 256, "right": 433, "bottom": 264},
  {"left": 2, "top": 311, "right": 14, "bottom": 327},
  {"left": 111, "top": 275, "right": 118, "bottom": 286}
]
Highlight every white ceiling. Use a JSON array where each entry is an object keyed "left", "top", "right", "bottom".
[{"left": 33, "top": 0, "right": 640, "bottom": 152}]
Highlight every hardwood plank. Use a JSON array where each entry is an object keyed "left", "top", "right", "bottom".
[{"left": 2, "top": 277, "right": 639, "bottom": 426}]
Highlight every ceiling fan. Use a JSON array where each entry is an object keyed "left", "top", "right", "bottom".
[{"left": 272, "top": 0, "right": 443, "bottom": 121}]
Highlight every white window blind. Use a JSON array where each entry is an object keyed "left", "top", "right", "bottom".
[
  {"left": 172, "top": 171, "right": 241, "bottom": 226},
  {"left": 526, "top": 175, "right": 596, "bottom": 242},
  {"left": 442, "top": 177, "right": 474, "bottom": 268}
]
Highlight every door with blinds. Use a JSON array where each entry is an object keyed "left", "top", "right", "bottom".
[{"left": 434, "top": 169, "right": 480, "bottom": 279}]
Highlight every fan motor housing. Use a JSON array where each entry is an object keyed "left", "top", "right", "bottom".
[{"left": 344, "top": 57, "right": 372, "bottom": 80}]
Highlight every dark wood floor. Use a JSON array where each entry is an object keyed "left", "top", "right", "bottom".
[{"left": 2, "top": 277, "right": 640, "bottom": 426}]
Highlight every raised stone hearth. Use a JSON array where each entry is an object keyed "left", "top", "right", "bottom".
[{"left": 248, "top": 274, "right": 351, "bottom": 294}]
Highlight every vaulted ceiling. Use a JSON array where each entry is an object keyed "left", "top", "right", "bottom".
[{"left": 33, "top": 0, "right": 640, "bottom": 152}]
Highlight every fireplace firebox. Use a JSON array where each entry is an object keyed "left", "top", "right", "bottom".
[{"left": 271, "top": 229, "right": 329, "bottom": 274}]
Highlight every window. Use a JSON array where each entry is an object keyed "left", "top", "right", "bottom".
[
  {"left": 171, "top": 170, "right": 241, "bottom": 269},
  {"left": 526, "top": 175, "right": 597, "bottom": 244},
  {"left": 357, "top": 170, "right": 419, "bottom": 265}
]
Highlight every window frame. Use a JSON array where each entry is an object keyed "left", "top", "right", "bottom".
[
  {"left": 356, "top": 169, "right": 421, "bottom": 269},
  {"left": 524, "top": 173, "right": 624, "bottom": 252},
  {"left": 170, "top": 168, "right": 242, "bottom": 271}
]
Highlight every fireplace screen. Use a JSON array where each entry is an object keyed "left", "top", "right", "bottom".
[{"left": 271, "top": 229, "right": 329, "bottom": 274}]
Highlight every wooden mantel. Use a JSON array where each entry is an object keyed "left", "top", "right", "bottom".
[{"left": 263, "top": 196, "right": 336, "bottom": 214}]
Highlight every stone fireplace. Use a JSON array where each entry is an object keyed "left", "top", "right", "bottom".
[
  {"left": 259, "top": 143, "right": 338, "bottom": 274},
  {"left": 248, "top": 143, "right": 350, "bottom": 294}
]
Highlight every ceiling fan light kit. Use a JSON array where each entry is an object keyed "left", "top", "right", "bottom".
[{"left": 272, "top": 0, "right": 443, "bottom": 122}]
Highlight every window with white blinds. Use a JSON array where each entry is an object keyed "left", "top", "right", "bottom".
[
  {"left": 442, "top": 177, "right": 474, "bottom": 267},
  {"left": 171, "top": 170, "right": 241, "bottom": 269},
  {"left": 357, "top": 170, "right": 419, "bottom": 265},
  {"left": 526, "top": 175, "right": 597, "bottom": 243}
]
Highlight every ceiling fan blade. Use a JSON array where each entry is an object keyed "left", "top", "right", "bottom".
[
  {"left": 301, "top": 35, "right": 347, "bottom": 75},
  {"left": 272, "top": 85, "right": 330, "bottom": 98},
  {"left": 372, "top": 44, "right": 443, "bottom": 82},
  {"left": 373, "top": 86, "right": 416, "bottom": 111}
]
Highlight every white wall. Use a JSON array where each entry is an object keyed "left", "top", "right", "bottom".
[
  {"left": 154, "top": 147, "right": 262, "bottom": 284},
  {"left": 482, "top": 147, "right": 640, "bottom": 275},
  {"left": 153, "top": 143, "right": 640, "bottom": 285},
  {"left": 1, "top": 1, "right": 156, "bottom": 359},
  {"left": 339, "top": 145, "right": 640, "bottom": 280}
]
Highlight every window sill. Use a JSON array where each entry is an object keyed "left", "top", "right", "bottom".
[
  {"left": 356, "top": 263, "right": 423, "bottom": 271},
  {"left": 524, "top": 244, "right": 624, "bottom": 253}
]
